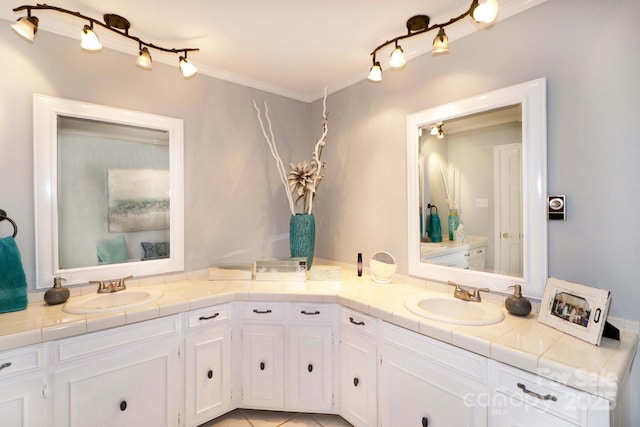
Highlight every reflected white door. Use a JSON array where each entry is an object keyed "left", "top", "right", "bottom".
[{"left": 494, "top": 144, "right": 522, "bottom": 276}]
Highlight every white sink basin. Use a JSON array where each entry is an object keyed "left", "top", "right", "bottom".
[
  {"left": 405, "top": 294, "right": 505, "bottom": 326},
  {"left": 63, "top": 289, "right": 164, "bottom": 314}
]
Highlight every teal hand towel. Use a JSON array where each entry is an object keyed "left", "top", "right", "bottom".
[{"left": 0, "top": 236, "right": 28, "bottom": 313}]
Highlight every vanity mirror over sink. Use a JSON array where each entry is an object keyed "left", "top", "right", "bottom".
[
  {"left": 33, "top": 95, "right": 185, "bottom": 288},
  {"left": 407, "top": 78, "right": 547, "bottom": 298}
]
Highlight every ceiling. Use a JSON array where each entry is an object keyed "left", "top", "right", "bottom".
[{"left": 1, "top": 0, "right": 544, "bottom": 102}]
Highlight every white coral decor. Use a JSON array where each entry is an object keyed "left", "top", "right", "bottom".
[{"left": 253, "top": 88, "right": 328, "bottom": 215}]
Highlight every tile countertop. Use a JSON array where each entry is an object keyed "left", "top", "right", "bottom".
[{"left": 0, "top": 268, "right": 637, "bottom": 403}]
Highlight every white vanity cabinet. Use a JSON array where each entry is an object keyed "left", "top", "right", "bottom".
[
  {"left": 0, "top": 344, "right": 48, "bottom": 426},
  {"left": 338, "top": 308, "right": 378, "bottom": 427},
  {"left": 185, "top": 304, "right": 233, "bottom": 427},
  {"left": 239, "top": 302, "right": 337, "bottom": 413},
  {"left": 378, "top": 322, "right": 489, "bottom": 427},
  {"left": 52, "top": 316, "right": 181, "bottom": 427},
  {"left": 489, "top": 361, "right": 613, "bottom": 427},
  {"left": 286, "top": 303, "right": 336, "bottom": 413},
  {"left": 240, "top": 302, "right": 286, "bottom": 410}
]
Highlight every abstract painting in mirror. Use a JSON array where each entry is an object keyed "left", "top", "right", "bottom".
[
  {"left": 407, "top": 79, "right": 547, "bottom": 298},
  {"left": 34, "top": 95, "right": 184, "bottom": 288}
]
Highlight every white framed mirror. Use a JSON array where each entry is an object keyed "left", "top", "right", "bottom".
[
  {"left": 34, "top": 95, "right": 184, "bottom": 288},
  {"left": 407, "top": 78, "right": 547, "bottom": 298}
]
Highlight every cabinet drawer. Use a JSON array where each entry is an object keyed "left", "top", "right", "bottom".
[
  {"left": 340, "top": 308, "right": 377, "bottom": 337},
  {"left": 0, "top": 344, "right": 44, "bottom": 380},
  {"left": 187, "top": 304, "right": 231, "bottom": 329},
  {"left": 55, "top": 316, "right": 179, "bottom": 364},
  {"left": 383, "top": 322, "right": 486, "bottom": 384},
  {"left": 491, "top": 361, "right": 591, "bottom": 425},
  {"left": 240, "top": 302, "right": 283, "bottom": 321},
  {"left": 289, "top": 303, "right": 333, "bottom": 322}
]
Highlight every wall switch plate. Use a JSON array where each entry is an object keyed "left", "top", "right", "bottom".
[
  {"left": 548, "top": 195, "right": 566, "bottom": 221},
  {"left": 476, "top": 199, "right": 489, "bottom": 208}
]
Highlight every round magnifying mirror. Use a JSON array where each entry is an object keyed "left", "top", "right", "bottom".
[{"left": 370, "top": 251, "right": 397, "bottom": 284}]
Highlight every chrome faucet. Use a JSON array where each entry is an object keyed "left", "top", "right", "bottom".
[
  {"left": 447, "top": 281, "right": 489, "bottom": 302},
  {"left": 92, "top": 275, "right": 133, "bottom": 294}
]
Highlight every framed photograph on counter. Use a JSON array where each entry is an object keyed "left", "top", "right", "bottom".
[{"left": 538, "top": 277, "right": 611, "bottom": 345}]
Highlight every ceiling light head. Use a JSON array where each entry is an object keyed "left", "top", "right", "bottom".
[
  {"left": 432, "top": 27, "right": 449, "bottom": 55},
  {"left": 81, "top": 24, "right": 102, "bottom": 51},
  {"left": 368, "top": 60, "right": 382, "bottom": 82},
  {"left": 179, "top": 55, "right": 198, "bottom": 78},
  {"left": 471, "top": 0, "right": 499, "bottom": 26},
  {"left": 389, "top": 43, "right": 406, "bottom": 69},
  {"left": 136, "top": 46, "right": 153, "bottom": 70},
  {"left": 11, "top": 14, "right": 39, "bottom": 41}
]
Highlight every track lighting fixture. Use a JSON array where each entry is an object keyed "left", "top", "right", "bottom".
[
  {"left": 368, "top": 0, "right": 499, "bottom": 82},
  {"left": 11, "top": 4, "right": 199, "bottom": 77}
]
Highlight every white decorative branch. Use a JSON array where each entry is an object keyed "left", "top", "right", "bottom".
[
  {"left": 252, "top": 100, "right": 296, "bottom": 216},
  {"left": 307, "top": 87, "right": 328, "bottom": 214}
]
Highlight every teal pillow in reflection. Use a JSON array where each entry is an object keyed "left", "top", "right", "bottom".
[
  {"left": 97, "top": 234, "right": 128, "bottom": 264},
  {"left": 141, "top": 241, "right": 170, "bottom": 261}
]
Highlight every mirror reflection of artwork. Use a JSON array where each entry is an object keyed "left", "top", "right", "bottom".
[
  {"left": 108, "top": 169, "right": 170, "bottom": 232},
  {"left": 550, "top": 291, "right": 591, "bottom": 328}
]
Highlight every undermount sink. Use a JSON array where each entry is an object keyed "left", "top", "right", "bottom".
[
  {"left": 63, "top": 288, "right": 164, "bottom": 315},
  {"left": 405, "top": 294, "right": 505, "bottom": 326}
]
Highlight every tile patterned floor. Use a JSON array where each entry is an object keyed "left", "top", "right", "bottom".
[{"left": 200, "top": 409, "right": 354, "bottom": 427}]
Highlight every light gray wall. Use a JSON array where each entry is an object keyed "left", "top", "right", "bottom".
[
  {"left": 312, "top": 0, "right": 640, "bottom": 419},
  {"left": 0, "top": 23, "right": 311, "bottom": 289}
]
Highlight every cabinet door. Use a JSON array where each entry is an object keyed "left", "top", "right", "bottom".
[
  {"left": 287, "top": 325, "right": 334, "bottom": 412},
  {"left": 185, "top": 325, "right": 232, "bottom": 427},
  {"left": 339, "top": 329, "right": 377, "bottom": 427},
  {"left": 0, "top": 376, "right": 48, "bottom": 427},
  {"left": 241, "top": 324, "right": 284, "bottom": 409},
  {"left": 379, "top": 343, "right": 487, "bottom": 427},
  {"left": 53, "top": 337, "right": 180, "bottom": 427}
]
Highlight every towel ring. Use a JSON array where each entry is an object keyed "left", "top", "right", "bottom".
[{"left": 0, "top": 209, "right": 18, "bottom": 238}]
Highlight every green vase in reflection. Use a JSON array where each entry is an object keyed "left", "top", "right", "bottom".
[{"left": 448, "top": 209, "right": 459, "bottom": 241}]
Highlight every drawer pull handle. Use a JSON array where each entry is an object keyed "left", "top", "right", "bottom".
[
  {"left": 253, "top": 309, "right": 272, "bottom": 314},
  {"left": 260, "top": 362, "right": 265, "bottom": 371},
  {"left": 422, "top": 416, "right": 429, "bottom": 427},
  {"left": 0, "top": 362, "right": 12, "bottom": 371},
  {"left": 207, "top": 370, "right": 213, "bottom": 379},
  {"left": 308, "top": 363, "right": 313, "bottom": 373},
  {"left": 353, "top": 377, "right": 359, "bottom": 387},
  {"left": 517, "top": 383, "right": 557, "bottom": 401},
  {"left": 199, "top": 313, "right": 219, "bottom": 320},
  {"left": 349, "top": 317, "right": 365, "bottom": 326},
  {"left": 120, "top": 400, "right": 127, "bottom": 411},
  {"left": 301, "top": 310, "right": 320, "bottom": 315}
]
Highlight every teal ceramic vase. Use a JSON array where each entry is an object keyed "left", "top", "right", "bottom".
[
  {"left": 290, "top": 213, "right": 315, "bottom": 269},
  {"left": 448, "top": 209, "right": 459, "bottom": 241}
]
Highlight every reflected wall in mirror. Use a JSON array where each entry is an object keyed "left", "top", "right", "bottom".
[
  {"left": 419, "top": 104, "right": 523, "bottom": 277},
  {"left": 34, "top": 95, "right": 184, "bottom": 288},
  {"left": 407, "top": 79, "right": 547, "bottom": 298}
]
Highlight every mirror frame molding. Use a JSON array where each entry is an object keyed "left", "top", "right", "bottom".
[
  {"left": 34, "top": 94, "right": 184, "bottom": 288},
  {"left": 407, "top": 78, "right": 547, "bottom": 298}
]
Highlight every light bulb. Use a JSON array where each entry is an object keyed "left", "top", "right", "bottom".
[
  {"left": 368, "top": 62, "right": 382, "bottom": 82},
  {"left": 136, "top": 47, "right": 152, "bottom": 69},
  {"left": 11, "top": 16, "right": 39, "bottom": 41},
  {"left": 389, "top": 45, "right": 406, "bottom": 69},
  {"left": 432, "top": 28, "right": 449, "bottom": 55},
  {"left": 81, "top": 25, "right": 102, "bottom": 51},
  {"left": 472, "top": 0, "right": 499, "bottom": 25},
  {"left": 179, "top": 56, "right": 198, "bottom": 77}
]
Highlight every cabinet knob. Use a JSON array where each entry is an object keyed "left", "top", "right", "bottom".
[
  {"left": 422, "top": 416, "right": 429, "bottom": 427},
  {"left": 207, "top": 370, "right": 213, "bottom": 379},
  {"left": 308, "top": 363, "right": 313, "bottom": 373},
  {"left": 260, "top": 362, "right": 265, "bottom": 371},
  {"left": 120, "top": 401, "right": 127, "bottom": 411},
  {"left": 353, "top": 377, "right": 359, "bottom": 387}
]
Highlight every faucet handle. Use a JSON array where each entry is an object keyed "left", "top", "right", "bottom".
[
  {"left": 90, "top": 279, "right": 106, "bottom": 293},
  {"left": 471, "top": 287, "right": 490, "bottom": 301},
  {"left": 447, "top": 281, "right": 462, "bottom": 290}
]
